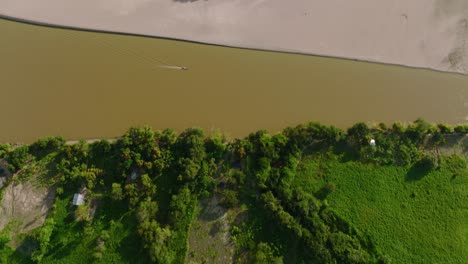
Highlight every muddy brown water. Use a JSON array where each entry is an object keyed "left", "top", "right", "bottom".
[{"left": 1, "top": 18, "right": 468, "bottom": 143}]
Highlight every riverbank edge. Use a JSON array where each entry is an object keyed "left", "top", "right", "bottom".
[
  {"left": 2, "top": 120, "right": 467, "bottom": 146},
  {"left": 1, "top": 14, "right": 466, "bottom": 77}
]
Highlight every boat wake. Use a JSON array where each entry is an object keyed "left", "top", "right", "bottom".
[{"left": 158, "top": 65, "right": 188, "bottom": 70}]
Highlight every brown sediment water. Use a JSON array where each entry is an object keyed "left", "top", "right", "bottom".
[{"left": 1, "top": 18, "right": 467, "bottom": 143}]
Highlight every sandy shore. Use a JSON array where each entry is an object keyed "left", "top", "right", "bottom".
[{"left": 1, "top": 0, "right": 468, "bottom": 74}]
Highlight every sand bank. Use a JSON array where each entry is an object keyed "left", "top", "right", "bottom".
[{"left": 1, "top": 0, "right": 468, "bottom": 74}]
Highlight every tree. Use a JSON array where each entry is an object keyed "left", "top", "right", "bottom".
[
  {"left": 328, "top": 232, "right": 371, "bottom": 263},
  {"left": 6, "top": 145, "right": 30, "bottom": 172},
  {"left": 405, "top": 118, "right": 433, "bottom": 144},
  {"left": 253, "top": 243, "right": 283, "bottom": 264},
  {"left": 205, "top": 133, "right": 227, "bottom": 162},
  {"left": 137, "top": 198, "right": 158, "bottom": 222},
  {"left": 0, "top": 144, "right": 11, "bottom": 159},
  {"left": 454, "top": 124, "right": 468, "bottom": 134},
  {"left": 0, "top": 232, "right": 13, "bottom": 263},
  {"left": 125, "top": 183, "right": 140, "bottom": 207},
  {"left": 394, "top": 144, "right": 414, "bottom": 166},
  {"left": 31, "top": 218, "right": 55, "bottom": 263},
  {"left": 347, "top": 123, "right": 370, "bottom": 147},
  {"left": 169, "top": 186, "right": 192, "bottom": 224},
  {"left": 138, "top": 220, "right": 174, "bottom": 263},
  {"left": 75, "top": 205, "right": 89, "bottom": 222},
  {"left": 174, "top": 128, "right": 206, "bottom": 162},
  {"left": 111, "top": 183, "right": 124, "bottom": 201},
  {"left": 221, "top": 189, "right": 239, "bottom": 208},
  {"left": 177, "top": 158, "right": 200, "bottom": 182},
  {"left": 29, "top": 137, "right": 65, "bottom": 159},
  {"left": 140, "top": 174, "right": 157, "bottom": 197},
  {"left": 158, "top": 128, "right": 177, "bottom": 148},
  {"left": 437, "top": 123, "right": 453, "bottom": 134},
  {"left": 391, "top": 122, "right": 405, "bottom": 135}
]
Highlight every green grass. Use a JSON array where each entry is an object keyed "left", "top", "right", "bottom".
[
  {"left": 292, "top": 155, "right": 468, "bottom": 263},
  {"left": 42, "top": 194, "right": 147, "bottom": 264},
  {"left": 8, "top": 191, "right": 148, "bottom": 264}
]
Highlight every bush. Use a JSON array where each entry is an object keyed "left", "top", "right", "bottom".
[
  {"left": 6, "top": 145, "right": 30, "bottom": 172},
  {"left": 437, "top": 124, "right": 453, "bottom": 134},
  {"left": 454, "top": 124, "right": 468, "bottom": 134},
  {"left": 391, "top": 122, "right": 405, "bottom": 135},
  {"left": 347, "top": 123, "right": 370, "bottom": 146},
  {"left": 29, "top": 137, "right": 65, "bottom": 159},
  {"left": 31, "top": 218, "right": 55, "bottom": 263},
  {"left": 430, "top": 132, "right": 446, "bottom": 146},
  {"left": 75, "top": 205, "right": 89, "bottom": 222},
  {"left": 0, "top": 232, "right": 13, "bottom": 263},
  {"left": 0, "top": 144, "right": 11, "bottom": 159},
  {"left": 253, "top": 242, "right": 284, "bottom": 264},
  {"left": 405, "top": 119, "right": 434, "bottom": 144},
  {"left": 111, "top": 183, "right": 124, "bottom": 201},
  {"left": 221, "top": 189, "right": 239, "bottom": 208}
]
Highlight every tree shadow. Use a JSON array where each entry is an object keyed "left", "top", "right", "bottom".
[
  {"left": 314, "top": 183, "right": 335, "bottom": 200},
  {"left": 462, "top": 136, "right": 468, "bottom": 154},
  {"left": 14, "top": 236, "right": 37, "bottom": 262},
  {"left": 198, "top": 196, "right": 227, "bottom": 222},
  {"left": 117, "top": 215, "right": 149, "bottom": 264},
  {"left": 405, "top": 163, "right": 431, "bottom": 182}
]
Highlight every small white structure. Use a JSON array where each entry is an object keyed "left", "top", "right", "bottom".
[
  {"left": 370, "top": 139, "right": 376, "bottom": 146},
  {"left": 130, "top": 171, "right": 138, "bottom": 180},
  {"left": 73, "top": 193, "right": 85, "bottom": 206}
]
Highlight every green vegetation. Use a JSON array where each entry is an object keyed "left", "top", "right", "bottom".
[{"left": 0, "top": 120, "right": 467, "bottom": 263}]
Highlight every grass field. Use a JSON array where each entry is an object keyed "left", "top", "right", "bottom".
[
  {"left": 292, "top": 154, "right": 468, "bottom": 263},
  {"left": 39, "top": 194, "right": 147, "bottom": 264}
]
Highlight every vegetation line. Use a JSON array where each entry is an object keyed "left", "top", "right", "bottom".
[{"left": 0, "top": 119, "right": 467, "bottom": 263}]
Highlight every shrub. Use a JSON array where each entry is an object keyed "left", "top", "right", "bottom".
[
  {"left": 221, "top": 189, "right": 239, "bottom": 208},
  {"left": 111, "top": 183, "right": 124, "bottom": 201},
  {"left": 405, "top": 119, "right": 434, "bottom": 144},
  {"left": 75, "top": 205, "right": 89, "bottom": 222},
  {"left": 347, "top": 123, "right": 370, "bottom": 147},
  {"left": 29, "top": 137, "right": 65, "bottom": 159},
  {"left": 6, "top": 145, "right": 30, "bottom": 172},
  {"left": 437, "top": 124, "right": 453, "bottom": 134},
  {"left": 253, "top": 242, "right": 284, "bottom": 264},
  {"left": 454, "top": 124, "right": 468, "bottom": 134},
  {"left": 391, "top": 122, "right": 405, "bottom": 135},
  {"left": 0, "top": 232, "right": 13, "bottom": 263},
  {"left": 0, "top": 144, "right": 11, "bottom": 159}
]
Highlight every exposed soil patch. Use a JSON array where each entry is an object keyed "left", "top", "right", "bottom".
[
  {"left": 0, "top": 178, "right": 55, "bottom": 234},
  {"left": 438, "top": 134, "right": 468, "bottom": 156},
  {"left": 186, "top": 195, "right": 238, "bottom": 264}
]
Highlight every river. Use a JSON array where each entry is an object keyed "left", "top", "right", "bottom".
[{"left": 1, "top": 18, "right": 467, "bottom": 143}]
